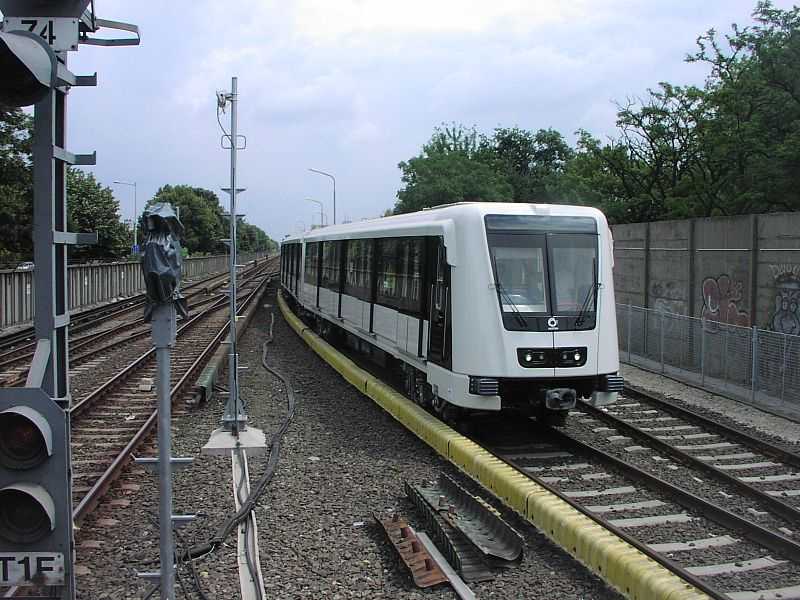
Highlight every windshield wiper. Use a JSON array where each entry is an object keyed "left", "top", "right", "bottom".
[
  {"left": 490, "top": 254, "right": 528, "bottom": 328},
  {"left": 575, "top": 258, "right": 599, "bottom": 328}
]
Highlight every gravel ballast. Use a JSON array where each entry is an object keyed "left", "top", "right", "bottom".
[
  {"left": 622, "top": 364, "right": 800, "bottom": 445},
  {"left": 74, "top": 286, "right": 623, "bottom": 599},
  {"left": 237, "top": 292, "right": 622, "bottom": 598}
]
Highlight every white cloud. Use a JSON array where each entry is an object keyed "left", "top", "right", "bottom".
[
  {"left": 60, "top": 0, "right": 798, "bottom": 241},
  {"left": 289, "top": 0, "right": 598, "bottom": 41}
]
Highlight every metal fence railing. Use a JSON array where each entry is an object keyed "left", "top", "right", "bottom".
[
  {"left": 617, "top": 303, "right": 800, "bottom": 416},
  {"left": 0, "top": 252, "right": 268, "bottom": 331}
]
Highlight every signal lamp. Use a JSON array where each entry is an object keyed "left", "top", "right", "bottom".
[
  {"left": 0, "top": 406, "right": 52, "bottom": 469},
  {"left": 0, "top": 483, "right": 55, "bottom": 544},
  {"left": 0, "top": 30, "right": 57, "bottom": 108}
]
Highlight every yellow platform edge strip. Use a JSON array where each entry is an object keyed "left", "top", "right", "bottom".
[{"left": 277, "top": 291, "right": 709, "bottom": 600}]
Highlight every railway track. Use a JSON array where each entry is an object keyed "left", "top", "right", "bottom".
[
  {"left": 69, "top": 257, "right": 278, "bottom": 523},
  {"left": 278, "top": 287, "right": 800, "bottom": 598},
  {"left": 0, "top": 263, "right": 263, "bottom": 385},
  {"left": 470, "top": 392, "right": 800, "bottom": 600}
]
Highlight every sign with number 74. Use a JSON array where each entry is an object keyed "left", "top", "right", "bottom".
[{"left": 2, "top": 17, "right": 79, "bottom": 51}]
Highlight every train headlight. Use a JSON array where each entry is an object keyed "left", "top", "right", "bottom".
[
  {"left": 525, "top": 353, "right": 533, "bottom": 363},
  {"left": 574, "top": 352, "right": 581, "bottom": 361}
]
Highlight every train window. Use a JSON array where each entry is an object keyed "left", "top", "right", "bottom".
[
  {"left": 304, "top": 242, "right": 319, "bottom": 285},
  {"left": 344, "top": 239, "right": 372, "bottom": 300},
  {"left": 488, "top": 234, "right": 548, "bottom": 314},
  {"left": 377, "top": 237, "right": 423, "bottom": 312},
  {"left": 549, "top": 234, "right": 597, "bottom": 314},
  {"left": 321, "top": 241, "right": 341, "bottom": 290}
]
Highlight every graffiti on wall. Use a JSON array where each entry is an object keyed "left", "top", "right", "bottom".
[
  {"left": 651, "top": 281, "right": 686, "bottom": 315},
  {"left": 768, "top": 264, "right": 800, "bottom": 335},
  {"left": 701, "top": 274, "right": 750, "bottom": 327}
]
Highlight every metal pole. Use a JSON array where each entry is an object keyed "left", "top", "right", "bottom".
[
  {"left": 751, "top": 325, "right": 758, "bottom": 403},
  {"left": 151, "top": 303, "right": 176, "bottom": 600},
  {"left": 308, "top": 168, "right": 336, "bottom": 225},
  {"left": 723, "top": 324, "right": 729, "bottom": 382},
  {"left": 134, "top": 182, "right": 138, "bottom": 249},
  {"left": 32, "top": 79, "right": 76, "bottom": 600},
  {"left": 627, "top": 303, "right": 632, "bottom": 363},
  {"left": 781, "top": 333, "right": 787, "bottom": 405},
  {"left": 660, "top": 310, "right": 665, "bottom": 374},
  {"left": 306, "top": 198, "right": 323, "bottom": 228},
  {"left": 227, "top": 76, "right": 241, "bottom": 434},
  {"left": 157, "top": 345, "right": 174, "bottom": 600},
  {"left": 700, "top": 317, "right": 706, "bottom": 387}
]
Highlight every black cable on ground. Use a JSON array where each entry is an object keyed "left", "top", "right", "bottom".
[
  {"left": 183, "top": 311, "right": 297, "bottom": 566},
  {"left": 145, "top": 511, "right": 210, "bottom": 600},
  {"left": 174, "top": 519, "right": 210, "bottom": 600}
]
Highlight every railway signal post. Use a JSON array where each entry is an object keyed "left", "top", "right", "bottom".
[
  {"left": 0, "top": 2, "right": 139, "bottom": 597},
  {"left": 203, "top": 77, "right": 266, "bottom": 455},
  {"left": 138, "top": 204, "right": 193, "bottom": 600}
]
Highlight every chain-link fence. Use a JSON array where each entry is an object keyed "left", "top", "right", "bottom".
[{"left": 617, "top": 303, "right": 800, "bottom": 416}]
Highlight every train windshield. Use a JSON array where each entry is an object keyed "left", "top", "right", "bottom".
[
  {"left": 549, "top": 234, "right": 597, "bottom": 314},
  {"left": 485, "top": 215, "right": 599, "bottom": 330},
  {"left": 490, "top": 236, "right": 548, "bottom": 313}
]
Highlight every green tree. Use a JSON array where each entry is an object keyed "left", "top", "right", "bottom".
[
  {"left": 686, "top": 0, "right": 800, "bottom": 214},
  {"left": 148, "top": 185, "right": 277, "bottom": 255},
  {"left": 0, "top": 109, "right": 33, "bottom": 264},
  {"left": 237, "top": 220, "right": 277, "bottom": 254},
  {"left": 67, "top": 168, "right": 131, "bottom": 260},
  {"left": 394, "top": 124, "right": 513, "bottom": 214},
  {"left": 485, "top": 127, "right": 574, "bottom": 203},
  {"left": 148, "top": 185, "right": 227, "bottom": 254}
]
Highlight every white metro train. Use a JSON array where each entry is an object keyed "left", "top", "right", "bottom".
[{"left": 280, "top": 202, "right": 622, "bottom": 424}]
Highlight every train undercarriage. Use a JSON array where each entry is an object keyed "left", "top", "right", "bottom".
[{"left": 291, "top": 299, "right": 612, "bottom": 428}]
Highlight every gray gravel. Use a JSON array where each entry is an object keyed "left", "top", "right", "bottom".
[
  {"left": 236, "top": 290, "right": 622, "bottom": 599},
  {"left": 74, "top": 285, "right": 623, "bottom": 599},
  {"left": 622, "top": 364, "right": 800, "bottom": 445},
  {"left": 563, "top": 411, "right": 799, "bottom": 538}
]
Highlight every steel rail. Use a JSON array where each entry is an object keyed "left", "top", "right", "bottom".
[
  {"left": 620, "top": 387, "right": 800, "bottom": 468},
  {"left": 72, "top": 267, "right": 275, "bottom": 522},
  {"left": 2, "top": 290, "right": 235, "bottom": 388},
  {"left": 70, "top": 264, "right": 273, "bottom": 418},
  {"left": 489, "top": 428, "right": 800, "bottom": 600},
  {"left": 544, "top": 427, "right": 800, "bottom": 561},
  {"left": 579, "top": 399, "right": 800, "bottom": 526},
  {"left": 69, "top": 294, "right": 230, "bottom": 418}
]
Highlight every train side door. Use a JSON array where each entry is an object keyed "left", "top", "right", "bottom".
[{"left": 427, "top": 238, "right": 451, "bottom": 369}]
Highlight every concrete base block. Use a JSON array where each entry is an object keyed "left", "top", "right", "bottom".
[{"left": 201, "top": 426, "right": 267, "bottom": 456}]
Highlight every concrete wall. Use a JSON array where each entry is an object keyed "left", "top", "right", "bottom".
[{"left": 613, "top": 212, "right": 800, "bottom": 333}]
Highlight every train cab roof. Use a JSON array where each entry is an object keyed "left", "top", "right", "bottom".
[{"left": 281, "top": 202, "right": 609, "bottom": 248}]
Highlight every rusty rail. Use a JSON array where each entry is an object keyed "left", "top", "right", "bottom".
[{"left": 72, "top": 265, "right": 274, "bottom": 523}]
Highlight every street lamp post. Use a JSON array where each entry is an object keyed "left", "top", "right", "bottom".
[
  {"left": 113, "top": 180, "right": 138, "bottom": 250},
  {"left": 308, "top": 168, "right": 336, "bottom": 225},
  {"left": 305, "top": 198, "right": 324, "bottom": 228}
]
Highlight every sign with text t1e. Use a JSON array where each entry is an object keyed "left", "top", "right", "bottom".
[{"left": 0, "top": 388, "right": 72, "bottom": 590}]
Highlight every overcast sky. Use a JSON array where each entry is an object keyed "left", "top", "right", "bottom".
[{"left": 31, "top": 1, "right": 797, "bottom": 242}]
